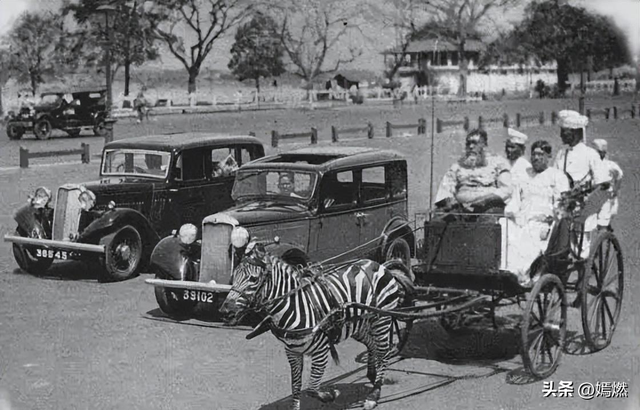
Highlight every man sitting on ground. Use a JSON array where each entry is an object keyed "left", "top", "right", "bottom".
[{"left": 435, "top": 128, "right": 512, "bottom": 215}]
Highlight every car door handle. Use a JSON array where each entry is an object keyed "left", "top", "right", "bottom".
[
  {"left": 169, "top": 188, "right": 179, "bottom": 192},
  {"left": 355, "top": 212, "right": 368, "bottom": 218}
]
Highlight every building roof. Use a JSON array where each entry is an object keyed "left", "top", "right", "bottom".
[
  {"left": 243, "top": 146, "right": 405, "bottom": 173},
  {"left": 383, "top": 38, "right": 485, "bottom": 54},
  {"left": 104, "top": 132, "right": 263, "bottom": 152}
]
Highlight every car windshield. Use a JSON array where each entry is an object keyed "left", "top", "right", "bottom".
[
  {"left": 40, "top": 94, "right": 62, "bottom": 105},
  {"left": 101, "top": 149, "right": 171, "bottom": 179},
  {"left": 232, "top": 169, "right": 317, "bottom": 201}
]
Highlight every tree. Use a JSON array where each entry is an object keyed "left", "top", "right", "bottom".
[
  {"left": 517, "top": 1, "right": 631, "bottom": 93},
  {"left": 228, "top": 13, "right": 284, "bottom": 93},
  {"left": 0, "top": 47, "right": 14, "bottom": 116},
  {"left": 412, "top": 0, "right": 518, "bottom": 96},
  {"left": 63, "top": 0, "right": 159, "bottom": 96},
  {"left": 5, "top": 12, "right": 71, "bottom": 95},
  {"left": 147, "top": 0, "right": 253, "bottom": 94},
  {"left": 264, "top": 0, "right": 364, "bottom": 86}
]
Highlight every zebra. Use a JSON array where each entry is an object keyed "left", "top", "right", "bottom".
[{"left": 220, "top": 242, "right": 414, "bottom": 410}]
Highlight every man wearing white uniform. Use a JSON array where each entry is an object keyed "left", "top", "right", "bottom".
[
  {"left": 592, "top": 138, "right": 623, "bottom": 230},
  {"left": 552, "top": 110, "right": 610, "bottom": 258},
  {"left": 504, "top": 140, "right": 570, "bottom": 284},
  {"left": 504, "top": 128, "right": 531, "bottom": 186}
]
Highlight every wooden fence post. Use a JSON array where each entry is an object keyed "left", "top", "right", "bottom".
[
  {"left": 81, "top": 143, "right": 90, "bottom": 164},
  {"left": 631, "top": 105, "right": 636, "bottom": 119},
  {"left": 310, "top": 127, "right": 318, "bottom": 144},
  {"left": 367, "top": 122, "right": 374, "bottom": 139},
  {"left": 605, "top": 108, "right": 610, "bottom": 120},
  {"left": 503, "top": 113, "right": 509, "bottom": 128},
  {"left": 436, "top": 119, "right": 442, "bottom": 133},
  {"left": 478, "top": 115, "right": 484, "bottom": 130},
  {"left": 331, "top": 126, "right": 338, "bottom": 143},
  {"left": 386, "top": 121, "right": 392, "bottom": 138},
  {"left": 418, "top": 118, "right": 426, "bottom": 134},
  {"left": 613, "top": 106, "right": 618, "bottom": 120},
  {"left": 539, "top": 111, "right": 544, "bottom": 125},
  {"left": 19, "top": 147, "right": 29, "bottom": 168},
  {"left": 271, "top": 130, "right": 279, "bottom": 148},
  {"left": 586, "top": 109, "right": 591, "bottom": 119},
  {"left": 463, "top": 116, "right": 469, "bottom": 131},
  {"left": 551, "top": 111, "right": 558, "bottom": 125},
  {"left": 516, "top": 113, "right": 521, "bottom": 128}
]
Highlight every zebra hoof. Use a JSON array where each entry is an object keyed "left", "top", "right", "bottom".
[{"left": 363, "top": 399, "right": 378, "bottom": 410}]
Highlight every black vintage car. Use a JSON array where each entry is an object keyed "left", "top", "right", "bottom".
[
  {"left": 6, "top": 89, "right": 109, "bottom": 140},
  {"left": 3, "top": 132, "right": 265, "bottom": 281}
]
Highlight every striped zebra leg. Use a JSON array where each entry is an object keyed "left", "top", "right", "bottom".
[
  {"left": 352, "top": 330, "right": 377, "bottom": 384},
  {"left": 363, "top": 316, "right": 394, "bottom": 410},
  {"left": 285, "top": 348, "right": 304, "bottom": 410},
  {"left": 306, "top": 339, "right": 340, "bottom": 403}
]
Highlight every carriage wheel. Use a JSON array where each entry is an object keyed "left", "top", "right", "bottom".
[
  {"left": 521, "top": 274, "right": 567, "bottom": 379},
  {"left": 580, "top": 232, "right": 624, "bottom": 351},
  {"left": 388, "top": 314, "right": 414, "bottom": 357}
]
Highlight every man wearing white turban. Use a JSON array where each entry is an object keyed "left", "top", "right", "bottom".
[
  {"left": 592, "top": 138, "right": 623, "bottom": 230},
  {"left": 504, "top": 128, "right": 531, "bottom": 186}
]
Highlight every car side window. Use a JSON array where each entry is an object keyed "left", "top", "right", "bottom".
[
  {"left": 388, "top": 162, "right": 407, "bottom": 200},
  {"left": 320, "top": 170, "right": 357, "bottom": 212},
  {"left": 211, "top": 147, "right": 239, "bottom": 179},
  {"left": 174, "top": 149, "right": 206, "bottom": 181},
  {"left": 361, "top": 166, "right": 387, "bottom": 204},
  {"left": 238, "top": 146, "right": 254, "bottom": 166}
]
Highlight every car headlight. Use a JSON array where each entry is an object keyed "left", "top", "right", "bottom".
[
  {"left": 78, "top": 189, "right": 96, "bottom": 211},
  {"left": 178, "top": 223, "right": 198, "bottom": 245},
  {"left": 231, "top": 226, "right": 250, "bottom": 248},
  {"left": 30, "top": 186, "right": 51, "bottom": 209}
]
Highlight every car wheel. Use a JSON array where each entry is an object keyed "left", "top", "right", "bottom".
[
  {"left": 93, "top": 119, "right": 107, "bottom": 136},
  {"left": 384, "top": 236, "right": 412, "bottom": 271},
  {"left": 34, "top": 118, "right": 52, "bottom": 140},
  {"left": 66, "top": 128, "right": 81, "bottom": 137},
  {"left": 154, "top": 274, "right": 197, "bottom": 319},
  {"left": 102, "top": 225, "right": 143, "bottom": 282},
  {"left": 11, "top": 229, "right": 53, "bottom": 275},
  {"left": 7, "top": 123, "right": 25, "bottom": 140}
]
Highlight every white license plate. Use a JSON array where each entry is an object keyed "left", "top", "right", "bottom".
[
  {"left": 35, "top": 249, "right": 68, "bottom": 260},
  {"left": 182, "top": 290, "right": 215, "bottom": 303}
]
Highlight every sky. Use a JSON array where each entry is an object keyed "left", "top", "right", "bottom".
[{"left": 0, "top": 0, "right": 638, "bottom": 72}]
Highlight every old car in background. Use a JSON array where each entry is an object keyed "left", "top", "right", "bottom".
[
  {"left": 145, "top": 146, "right": 415, "bottom": 318},
  {"left": 3, "top": 132, "right": 265, "bottom": 281},
  {"left": 5, "top": 89, "right": 109, "bottom": 140}
]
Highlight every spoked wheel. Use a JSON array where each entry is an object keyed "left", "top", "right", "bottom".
[
  {"left": 34, "top": 118, "right": 52, "bottom": 140},
  {"left": 521, "top": 274, "right": 567, "bottom": 379},
  {"left": 6, "top": 123, "right": 25, "bottom": 140},
  {"left": 580, "top": 231, "right": 624, "bottom": 351},
  {"left": 153, "top": 274, "right": 197, "bottom": 319},
  {"left": 102, "top": 225, "right": 143, "bottom": 282},
  {"left": 384, "top": 237, "right": 412, "bottom": 274},
  {"left": 389, "top": 313, "right": 414, "bottom": 357}
]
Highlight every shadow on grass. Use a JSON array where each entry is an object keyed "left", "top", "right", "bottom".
[{"left": 12, "top": 260, "right": 100, "bottom": 282}]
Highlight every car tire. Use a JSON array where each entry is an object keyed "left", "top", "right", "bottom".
[
  {"left": 34, "top": 118, "right": 52, "bottom": 140},
  {"left": 93, "top": 119, "right": 107, "bottom": 136},
  {"left": 66, "top": 128, "right": 81, "bottom": 137},
  {"left": 384, "top": 236, "right": 412, "bottom": 272},
  {"left": 7, "top": 123, "right": 25, "bottom": 140},
  {"left": 154, "top": 274, "right": 197, "bottom": 319},
  {"left": 11, "top": 228, "right": 53, "bottom": 275},
  {"left": 101, "top": 225, "right": 143, "bottom": 282}
]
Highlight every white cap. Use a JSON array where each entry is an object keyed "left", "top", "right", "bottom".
[
  {"left": 593, "top": 139, "right": 608, "bottom": 152},
  {"left": 558, "top": 110, "right": 589, "bottom": 129},
  {"left": 505, "top": 128, "right": 528, "bottom": 145}
]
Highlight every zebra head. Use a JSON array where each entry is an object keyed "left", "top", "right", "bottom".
[{"left": 221, "top": 241, "right": 271, "bottom": 325}]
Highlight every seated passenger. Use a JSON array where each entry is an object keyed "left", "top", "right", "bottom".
[
  {"left": 435, "top": 128, "right": 512, "bottom": 215},
  {"left": 503, "top": 140, "right": 570, "bottom": 284},
  {"left": 278, "top": 174, "right": 302, "bottom": 198}
]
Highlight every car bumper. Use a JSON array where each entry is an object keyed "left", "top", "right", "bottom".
[
  {"left": 144, "top": 278, "right": 232, "bottom": 293},
  {"left": 3, "top": 234, "right": 105, "bottom": 254}
]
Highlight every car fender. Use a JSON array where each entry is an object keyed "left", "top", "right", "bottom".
[
  {"left": 148, "top": 236, "right": 200, "bottom": 281},
  {"left": 265, "top": 243, "right": 310, "bottom": 266},
  {"left": 380, "top": 217, "right": 415, "bottom": 258},
  {"left": 77, "top": 208, "right": 160, "bottom": 249},
  {"left": 13, "top": 204, "right": 53, "bottom": 239}
]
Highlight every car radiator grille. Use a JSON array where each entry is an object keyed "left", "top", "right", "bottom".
[
  {"left": 200, "top": 223, "right": 234, "bottom": 284},
  {"left": 52, "top": 188, "right": 83, "bottom": 241}
]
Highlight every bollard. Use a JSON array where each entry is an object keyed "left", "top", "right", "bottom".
[
  {"left": 516, "top": 113, "right": 521, "bottom": 128},
  {"left": 539, "top": 111, "right": 544, "bottom": 125},
  {"left": 103, "top": 118, "right": 117, "bottom": 144},
  {"left": 418, "top": 118, "right": 426, "bottom": 134},
  {"left": 249, "top": 131, "right": 255, "bottom": 137},
  {"left": 436, "top": 119, "right": 442, "bottom": 134},
  {"left": 310, "top": 127, "right": 318, "bottom": 144},
  {"left": 331, "top": 126, "right": 338, "bottom": 143},
  {"left": 503, "top": 113, "right": 509, "bottom": 128},
  {"left": 605, "top": 108, "right": 610, "bottom": 120},
  {"left": 586, "top": 109, "right": 591, "bottom": 119},
  {"left": 81, "top": 143, "right": 90, "bottom": 164},
  {"left": 478, "top": 115, "right": 484, "bottom": 130},
  {"left": 367, "top": 122, "right": 374, "bottom": 139},
  {"left": 631, "top": 105, "right": 636, "bottom": 119},
  {"left": 271, "top": 130, "right": 279, "bottom": 148},
  {"left": 386, "top": 121, "right": 392, "bottom": 138},
  {"left": 463, "top": 116, "right": 469, "bottom": 131},
  {"left": 19, "top": 147, "right": 29, "bottom": 168},
  {"left": 613, "top": 106, "right": 618, "bottom": 120},
  {"left": 551, "top": 111, "right": 558, "bottom": 125}
]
